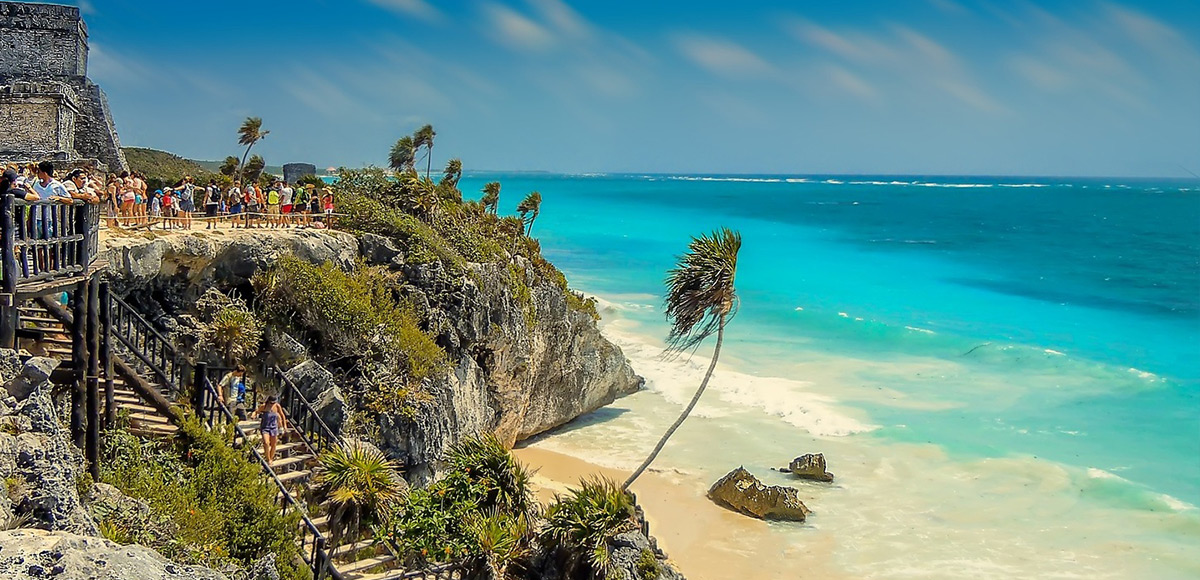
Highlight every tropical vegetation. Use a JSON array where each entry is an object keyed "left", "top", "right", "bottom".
[{"left": 236, "top": 117, "right": 269, "bottom": 181}]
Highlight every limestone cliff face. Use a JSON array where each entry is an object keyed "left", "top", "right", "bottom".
[{"left": 100, "top": 230, "right": 642, "bottom": 476}]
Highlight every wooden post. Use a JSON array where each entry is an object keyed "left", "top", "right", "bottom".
[
  {"left": 192, "top": 362, "right": 208, "bottom": 422},
  {"left": 71, "top": 279, "right": 88, "bottom": 450},
  {"left": 1, "top": 193, "right": 16, "bottom": 349},
  {"left": 86, "top": 276, "right": 100, "bottom": 480},
  {"left": 99, "top": 282, "right": 115, "bottom": 428}
]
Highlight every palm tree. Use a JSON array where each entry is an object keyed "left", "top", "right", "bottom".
[
  {"left": 413, "top": 124, "right": 436, "bottom": 180},
  {"left": 243, "top": 155, "right": 266, "bottom": 183},
  {"left": 481, "top": 182, "right": 500, "bottom": 215},
  {"left": 219, "top": 156, "right": 240, "bottom": 177},
  {"left": 389, "top": 136, "right": 416, "bottom": 173},
  {"left": 440, "top": 158, "right": 463, "bottom": 190},
  {"left": 622, "top": 228, "right": 742, "bottom": 490},
  {"left": 516, "top": 191, "right": 541, "bottom": 236},
  {"left": 236, "top": 117, "right": 269, "bottom": 180}
]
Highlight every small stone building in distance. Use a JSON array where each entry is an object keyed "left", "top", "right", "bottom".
[{"left": 0, "top": 1, "right": 127, "bottom": 172}]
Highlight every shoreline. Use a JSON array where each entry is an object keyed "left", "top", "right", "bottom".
[{"left": 512, "top": 446, "right": 850, "bottom": 580}]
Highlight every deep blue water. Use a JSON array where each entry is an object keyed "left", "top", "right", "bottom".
[{"left": 461, "top": 173, "right": 1200, "bottom": 504}]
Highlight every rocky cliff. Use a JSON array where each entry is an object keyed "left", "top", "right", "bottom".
[{"left": 100, "top": 229, "right": 642, "bottom": 479}]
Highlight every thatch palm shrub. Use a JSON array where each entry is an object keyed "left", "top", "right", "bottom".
[
  {"left": 389, "top": 136, "right": 416, "bottom": 172},
  {"left": 467, "top": 508, "right": 531, "bottom": 580},
  {"left": 441, "top": 433, "right": 537, "bottom": 521},
  {"left": 318, "top": 443, "right": 405, "bottom": 545},
  {"left": 540, "top": 477, "right": 638, "bottom": 578},
  {"left": 623, "top": 228, "right": 742, "bottom": 489},
  {"left": 205, "top": 305, "right": 263, "bottom": 366}
]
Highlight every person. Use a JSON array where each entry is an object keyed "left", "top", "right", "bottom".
[
  {"left": 3, "top": 167, "right": 40, "bottom": 202},
  {"left": 119, "top": 174, "right": 136, "bottom": 226},
  {"left": 266, "top": 183, "right": 280, "bottom": 228},
  {"left": 204, "top": 180, "right": 221, "bottom": 228},
  {"left": 149, "top": 190, "right": 163, "bottom": 226},
  {"left": 62, "top": 169, "right": 100, "bottom": 204},
  {"left": 104, "top": 174, "right": 120, "bottom": 227},
  {"left": 217, "top": 365, "right": 250, "bottom": 420},
  {"left": 255, "top": 395, "right": 289, "bottom": 463},
  {"left": 31, "top": 161, "right": 73, "bottom": 271},
  {"left": 227, "top": 181, "right": 243, "bottom": 226},
  {"left": 322, "top": 189, "right": 335, "bottom": 227},
  {"left": 178, "top": 176, "right": 195, "bottom": 229},
  {"left": 280, "top": 182, "right": 294, "bottom": 227}
]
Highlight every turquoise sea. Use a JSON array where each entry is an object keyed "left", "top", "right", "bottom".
[{"left": 461, "top": 173, "right": 1200, "bottom": 579}]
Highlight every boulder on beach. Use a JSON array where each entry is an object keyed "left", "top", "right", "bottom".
[
  {"left": 706, "top": 467, "right": 811, "bottom": 521},
  {"left": 779, "top": 453, "right": 835, "bottom": 482}
]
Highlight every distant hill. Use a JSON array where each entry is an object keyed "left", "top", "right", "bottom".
[{"left": 122, "top": 147, "right": 214, "bottom": 181}]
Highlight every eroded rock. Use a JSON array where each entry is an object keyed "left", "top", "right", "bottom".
[
  {"left": 779, "top": 453, "right": 834, "bottom": 482},
  {"left": 0, "top": 528, "right": 226, "bottom": 579},
  {"left": 707, "top": 467, "right": 811, "bottom": 521}
]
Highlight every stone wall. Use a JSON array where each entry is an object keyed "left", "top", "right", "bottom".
[
  {"left": 282, "top": 163, "right": 317, "bottom": 185},
  {"left": 0, "top": 1, "right": 125, "bottom": 173}
]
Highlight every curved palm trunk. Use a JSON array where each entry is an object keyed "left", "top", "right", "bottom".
[
  {"left": 238, "top": 142, "right": 255, "bottom": 181},
  {"left": 623, "top": 316, "right": 726, "bottom": 490},
  {"left": 425, "top": 146, "right": 433, "bottom": 181}
]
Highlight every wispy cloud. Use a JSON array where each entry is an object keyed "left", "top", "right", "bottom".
[
  {"left": 673, "top": 33, "right": 773, "bottom": 78},
  {"left": 483, "top": 2, "right": 556, "bottom": 51},
  {"left": 364, "top": 0, "right": 441, "bottom": 22}
]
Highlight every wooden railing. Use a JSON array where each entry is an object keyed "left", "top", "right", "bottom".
[
  {"left": 0, "top": 195, "right": 100, "bottom": 286},
  {"left": 108, "top": 293, "right": 187, "bottom": 400},
  {"left": 271, "top": 364, "right": 345, "bottom": 457},
  {"left": 196, "top": 374, "right": 342, "bottom": 580}
]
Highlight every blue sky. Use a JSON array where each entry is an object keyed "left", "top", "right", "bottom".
[{"left": 76, "top": 0, "right": 1199, "bottom": 177}]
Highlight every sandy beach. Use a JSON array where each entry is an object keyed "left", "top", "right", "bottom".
[{"left": 512, "top": 446, "right": 850, "bottom": 580}]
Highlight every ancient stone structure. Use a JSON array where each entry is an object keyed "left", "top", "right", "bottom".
[
  {"left": 282, "top": 162, "right": 317, "bottom": 184},
  {"left": 0, "top": 1, "right": 127, "bottom": 172}
]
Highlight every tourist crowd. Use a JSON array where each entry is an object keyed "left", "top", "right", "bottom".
[{"left": 1, "top": 161, "right": 337, "bottom": 231}]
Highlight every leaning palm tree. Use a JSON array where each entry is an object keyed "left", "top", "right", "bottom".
[
  {"left": 389, "top": 136, "right": 416, "bottom": 173},
  {"left": 219, "top": 155, "right": 240, "bottom": 177},
  {"left": 481, "top": 182, "right": 500, "bottom": 215},
  {"left": 440, "top": 158, "right": 463, "bottom": 190},
  {"left": 414, "top": 124, "right": 436, "bottom": 180},
  {"left": 236, "top": 117, "right": 269, "bottom": 181},
  {"left": 516, "top": 191, "right": 541, "bottom": 236},
  {"left": 622, "top": 228, "right": 742, "bottom": 490}
]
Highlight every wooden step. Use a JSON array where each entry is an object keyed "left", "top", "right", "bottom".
[
  {"left": 116, "top": 402, "right": 159, "bottom": 415},
  {"left": 270, "top": 454, "right": 314, "bottom": 472},
  {"left": 337, "top": 554, "right": 395, "bottom": 575},
  {"left": 309, "top": 514, "right": 330, "bottom": 531},
  {"left": 276, "top": 442, "right": 307, "bottom": 457},
  {"left": 127, "top": 412, "right": 172, "bottom": 425},
  {"left": 130, "top": 423, "right": 178, "bottom": 437},
  {"left": 276, "top": 469, "right": 312, "bottom": 486},
  {"left": 332, "top": 538, "right": 380, "bottom": 559},
  {"left": 20, "top": 316, "right": 64, "bottom": 325}
]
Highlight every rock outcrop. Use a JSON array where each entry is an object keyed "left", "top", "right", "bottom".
[
  {"left": 707, "top": 467, "right": 811, "bottom": 522},
  {"left": 0, "top": 528, "right": 225, "bottom": 579},
  {"left": 101, "top": 229, "right": 643, "bottom": 481},
  {"left": 0, "top": 351, "right": 98, "bottom": 534},
  {"left": 778, "top": 453, "right": 834, "bottom": 482}
]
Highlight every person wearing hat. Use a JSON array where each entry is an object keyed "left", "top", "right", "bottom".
[{"left": 2, "top": 167, "right": 40, "bottom": 202}]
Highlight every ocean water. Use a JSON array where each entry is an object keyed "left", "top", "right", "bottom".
[{"left": 459, "top": 173, "right": 1200, "bottom": 579}]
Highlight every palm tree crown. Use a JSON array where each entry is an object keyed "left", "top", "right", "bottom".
[
  {"left": 516, "top": 191, "right": 541, "bottom": 235},
  {"left": 664, "top": 228, "right": 741, "bottom": 354},
  {"left": 236, "top": 117, "right": 268, "bottom": 181},
  {"left": 623, "top": 228, "right": 741, "bottom": 490},
  {"left": 414, "top": 124, "right": 436, "bottom": 180},
  {"left": 441, "top": 158, "right": 463, "bottom": 189},
  {"left": 389, "top": 136, "right": 416, "bottom": 172}
]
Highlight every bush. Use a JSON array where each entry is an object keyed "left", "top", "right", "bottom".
[
  {"left": 378, "top": 434, "right": 536, "bottom": 569},
  {"left": 98, "top": 416, "right": 304, "bottom": 578},
  {"left": 539, "top": 477, "right": 638, "bottom": 578}
]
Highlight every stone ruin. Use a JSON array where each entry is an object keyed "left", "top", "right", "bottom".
[
  {"left": 282, "top": 162, "right": 317, "bottom": 185},
  {"left": 0, "top": 1, "right": 127, "bottom": 173}
]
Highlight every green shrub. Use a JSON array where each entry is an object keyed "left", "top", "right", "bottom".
[
  {"left": 98, "top": 416, "right": 304, "bottom": 578},
  {"left": 379, "top": 434, "right": 536, "bottom": 568},
  {"left": 317, "top": 443, "right": 405, "bottom": 545},
  {"left": 540, "top": 477, "right": 638, "bottom": 577}
]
